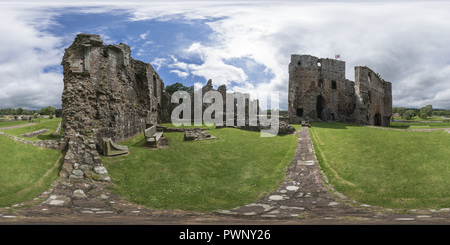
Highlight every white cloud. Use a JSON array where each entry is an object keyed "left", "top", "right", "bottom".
[
  {"left": 2, "top": 1, "right": 450, "bottom": 110},
  {"left": 194, "top": 82, "right": 203, "bottom": 91},
  {"left": 0, "top": 4, "right": 63, "bottom": 110},
  {"left": 151, "top": 57, "right": 167, "bottom": 71},
  {"left": 140, "top": 31, "right": 150, "bottom": 39},
  {"left": 170, "top": 70, "right": 189, "bottom": 78}
]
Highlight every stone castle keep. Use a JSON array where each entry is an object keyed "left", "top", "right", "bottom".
[
  {"left": 288, "top": 54, "right": 392, "bottom": 126},
  {"left": 57, "top": 34, "right": 392, "bottom": 181}
]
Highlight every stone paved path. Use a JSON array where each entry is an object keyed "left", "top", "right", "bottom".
[
  {"left": 1, "top": 125, "right": 450, "bottom": 224},
  {"left": 214, "top": 126, "right": 450, "bottom": 223}
]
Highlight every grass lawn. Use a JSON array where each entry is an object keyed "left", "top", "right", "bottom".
[
  {"left": 0, "top": 133, "right": 62, "bottom": 207},
  {"left": 392, "top": 116, "right": 444, "bottom": 121},
  {"left": 310, "top": 122, "right": 450, "bottom": 210},
  {"left": 1, "top": 118, "right": 62, "bottom": 141},
  {"left": 0, "top": 120, "right": 30, "bottom": 128},
  {"left": 390, "top": 121, "right": 450, "bottom": 129},
  {"left": 102, "top": 125, "right": 298, "bottom": 212}
]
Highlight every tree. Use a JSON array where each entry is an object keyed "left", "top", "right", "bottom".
[
  {"left": 404, "top": 110, "right": 415, "bottom": 120},
  {"left": 38, "top": 106, "right": 56, "bottom": 115},
  {"left": 397, "top": 107, "right": 406, "bottom": 119},
  {"left": 392, "top": 107, "right": 398, "bottom": 114},
  {"left": 165, "top": 82, "right": 194, "bottom": 95},
  {"left": 419, "top": 105, "right": 433, "bottom": 120}
]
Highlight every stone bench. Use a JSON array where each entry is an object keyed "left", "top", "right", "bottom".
[{"left": 144, "top": 125, "right": 164, "bottom": 148}]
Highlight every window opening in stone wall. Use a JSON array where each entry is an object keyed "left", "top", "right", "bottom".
[
  {"left": 296, "top": 108, "right": 303, "bottom": 117},
  {"left": 297, "top": 60, "right": 302, "bottom": 66},
  {"left": 316, "top": 95, "right": 324, "bottom": 119},
  {"left": 317, "top": 61, "right": 322, "bottom": 67},
  {"left": 331, "top": 81, "right": 337, "bottom": 89},
  {"left": 368, "top": 72, "right": 371, "bottom": 82},
  {"left": 318, "top": 79, "right": 324, "bottom": 88},
  {"left": 153, "top": 75, "right": 157, "bottom": 97}
]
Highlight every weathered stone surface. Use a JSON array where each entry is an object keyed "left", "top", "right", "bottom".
[
  {"left": 94, "top": 166, "right": 108, "bottom": 174},
  {"left": 98, "top": 137, "right": 129, "bottom": 156},
  {"left": 21, "top": 129, "right": 49, "bottom": 137},
  {"left": 288, "top": 54, "right": 392, "bottom": 126},
  {"left": 278, "top": 121, "right": 296, "bottom": 134},
  {"left": 59, "top": 33, "right": 170, "bottom": 181},
  {"left": 73, "top": 189, "right": 87, "bottom": 198},
  {"left": 184, "top": 130, "right": 216, "bottom": 141}
]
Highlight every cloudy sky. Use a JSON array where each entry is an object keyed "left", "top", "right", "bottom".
[{"left": 1, "top": 0, "right": 450, "bottom": 111}]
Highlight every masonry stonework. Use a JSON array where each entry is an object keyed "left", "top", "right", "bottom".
[
  {"left": 60, "top": 33, "right": 169, "bottom": 180},
  {"left": 288, "top": 54, "right": 392, "bottom": 126}
]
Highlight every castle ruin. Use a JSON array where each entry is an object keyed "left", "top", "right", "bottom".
[
  {"left": 288, "top": 54, "right": 392, "bottom": 126},
  {"left": 59, "top": 33, "right": 258, "bottom": 181}
]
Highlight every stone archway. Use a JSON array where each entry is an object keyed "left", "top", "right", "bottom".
[{"left": 374, "top": 113, "right": 382, "bottom": 126}]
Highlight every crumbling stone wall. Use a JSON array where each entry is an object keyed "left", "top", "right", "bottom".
[
  {"left": 354, "top": 66, "right": 392, "bottom": 126},
  {"left": 176, "top": 79, "right": 259, "bottom": 126},
  {"left": 60, "top": 33, "right": 168, "bottom": 180},
  {"left": 288, "top": 54, "right": 392, "bottom": 126}
]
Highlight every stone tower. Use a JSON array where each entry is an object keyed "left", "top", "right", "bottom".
[
  {"left": 288, "top": 54, "right": 392, "bottom": 126},
  {"left": 59, "top": 33, "right": 168, "bottom": 180}
]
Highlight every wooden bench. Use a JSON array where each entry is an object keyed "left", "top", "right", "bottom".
[{"left": 144, "top": 125, "right": 164, "bottom": 148}]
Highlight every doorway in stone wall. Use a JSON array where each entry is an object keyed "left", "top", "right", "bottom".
[
  {"left": 374, "top": 113, "right": 381, "bottom": 126},
  {"left": 316, "top": 95, "right": 324, "bottom": 120}
]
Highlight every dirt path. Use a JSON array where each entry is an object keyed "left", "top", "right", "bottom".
[{"left": 0, "top": 123, "right": 37, "bottom": 130}]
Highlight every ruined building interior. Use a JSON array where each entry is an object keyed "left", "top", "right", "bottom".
[{"left": 288, "top": 54, "right": 392, "bottom": 127}]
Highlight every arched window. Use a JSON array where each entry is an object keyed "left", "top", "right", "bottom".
[{"left": 318, "top": 79, "right": 324, "bottom": 88}]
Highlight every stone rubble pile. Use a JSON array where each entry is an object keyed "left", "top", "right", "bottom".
[{"left": 184, "top": 130, "right": 216, "bottom": 141}]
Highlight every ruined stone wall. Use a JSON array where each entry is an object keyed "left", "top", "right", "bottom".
[
  {"left": 354, "top": 66, "right": 392, "bottom": 126},
  {"left": 60, "top": 33, "right": 167, "bottom": 180},
  {"left": 288, "top": 54, "right": 392, "bottom": 126},
  {"left": 177, "top": 79, "right": 258, "bottom": 126},
  {"left": 288, "top": 54, "right": 355, "bottom": 124},
  {"left": 61, "top": 34, "right": 165, "bottom": 142}
]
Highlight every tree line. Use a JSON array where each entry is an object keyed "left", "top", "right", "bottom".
[
  {"left": 393, "top": 105, "right": 450, "bottom": 120},
  {"left": 0, "top": 106, "right": 57, "bottom": 116}
]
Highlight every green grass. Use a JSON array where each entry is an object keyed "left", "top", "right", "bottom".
[
  {"left": 310, "top": 122, "right": 450, "bottom": 210},
  {"left": 102, "top": 126, "right": 298, "bottom": 212},
  {"left": 393, "top": 116, "right": 444, "bottom": 121},
  {"left": 0, "top": 120, "right": 30, "bottom": 128},
  {"left": 0, "top": 133, "right": 62, "bottom": 207},
  {"left": 390, "top": 121, "right": 450, "bottom": 129},
  {"left": 1, "top": 118, "right": 62, "bottom": 141}
]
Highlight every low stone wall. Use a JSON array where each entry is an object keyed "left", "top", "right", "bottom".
[
  {"left": 0, "top": 131, "right": 64, "bottom": 150},
  {"left": 21, "top": 129, "right": 50, "bottom": 138},
  {"left": 157, "top": 125, "right": 210, "bottom": 132}
]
